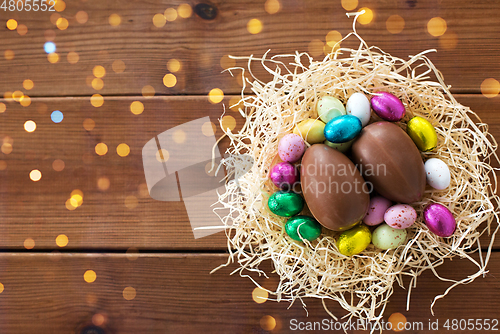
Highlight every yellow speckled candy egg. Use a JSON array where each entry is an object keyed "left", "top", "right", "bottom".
[
  {"left": 406, "top": 116, "right": 438, "bottom": 151},
  {"left": 337, "top": 224, "right": 371, "bottom": 256},
  {"left": 293, "top": 119, "right": 326, "bottom": 144}
]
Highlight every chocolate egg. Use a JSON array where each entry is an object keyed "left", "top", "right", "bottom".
[
  {"left": 268, "top": 191, "right": 304, "bottom": 217},
  {"left": 351, "top": 122, "right": 426, "bottom": 203},
  {"left": 285, "top": 215, "right": 322, "bottom": 242},
  {"left": 423, "top": 203, "right": 456, "bottom": 237},
  {"left": 324, "top": 114, "right": 362, "bottom": 143},
  {"left": 406, "top": 116, "right": 438, "bottom": 151},
  {"left": 301, "top": 144, "right": 370, "bottom": 231},
  {"left": 337, "top": 224, "right": 371, "bottom": 256},
  {"left": 270, "top": 162, "right": 299, "bottom": 190},
  {"left": 370, "top": 91, "right": 405, "bottom": 121}
]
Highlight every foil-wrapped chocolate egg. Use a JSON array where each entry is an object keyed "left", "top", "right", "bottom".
[
  {"left": 406, "top": 116, "right": 438, "bottom": 151},
  {"left": 285, "top": 215, "right": 322, "bottom": 242},
  {"left": 268, "top": 191, "right": 304, "bottom": 217},
  {"left": 423, "top": 203, "right": 456, "bottom": 237},
  {"left": 370, "top": 91, "right": 405, "bottom": 121},
  {"left": 323, "top": 114, "right": 362, "bottom": 143},
  {"left": 337, "top": 224, "right": 371, "bottom": 256},
  {"left": 269, "top": 162, "right": 299, "bottom": 190}
]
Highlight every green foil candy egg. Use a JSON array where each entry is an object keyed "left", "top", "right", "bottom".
[
  {"left": 406, "top": 116, "right": 438, "bottom": 151},
  {"left": 268, "top": 191, "right": 304, "bottom": 217},
  {"left": 285, "top": 215, "right": 322, "bottom": 242},
  {"left": 337, "top": 224, "right": 372, "bottom": 256}
]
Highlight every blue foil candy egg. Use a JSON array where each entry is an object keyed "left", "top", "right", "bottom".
[{"left": 324, "top": 114, "right": 362, "bottom": 143}]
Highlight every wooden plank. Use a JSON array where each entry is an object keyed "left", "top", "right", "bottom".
[
  {"left": 0, "top": 94, "right": 498, "bottom": 250},
  {"left": 0, "top": 252, "right": 497, "bottom": 333},
  {"left": 1, "top": 0, "right": 500, "bottom": 97}
]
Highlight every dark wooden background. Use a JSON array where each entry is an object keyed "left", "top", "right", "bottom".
[{"left": 0, "top": 0, "right": 499, "bottom": 333}]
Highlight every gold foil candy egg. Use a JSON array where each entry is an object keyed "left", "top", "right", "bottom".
[
  {"left": 337, "top": 224, "right": 372, "bottom": 256},
  {"left": 406, "top": 116, "right": 438, "bottom": 151}
]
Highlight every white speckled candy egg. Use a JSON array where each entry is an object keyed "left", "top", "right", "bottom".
[
  {"left": 278, "top": 133, "right": 306, "bottom": 163},
  {"left": 384, "top": 204, "right": 417, "bottom": 229},
  {"left": 363, "top": 196, "right": 392, "bottom": 226},
  {"left": 346, "top": 92, "right": 371, "bottom": 127},
  {"left": 372, "top": 223, "right": 407, "bottom": 250},
  {"left": 316, "top": 96, "right": 346, "bottom": 123},
  {"left": 424, "top": 158, "right": 451, "bottom": 190}
]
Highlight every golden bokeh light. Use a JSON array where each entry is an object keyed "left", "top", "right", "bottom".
[
  {"left": 341, "top": 0, "right": 358, "bottom": 11},
  {"left": 1, "top": 143, "right": 13, "bottom": 155},
  {"left": 29, "top": 169, "right": 42, "bottom": 181},
  {"left": 6, "top": 19, "right": 18, "bottom": 30},
  {"left": 17, "top": 24, "right": 28, "bottom": 36},
  {"left": 221, "top": 115, "right": 236, "bottom": 131},
  {"left": 92, "top": 314, "right": 106, "bottom": 327},
  {"left": 386, "top": 15, "right": 405, "bottom": 34},
  {"left": 208, "top": 88, "right": 224, "bottom": 104},
  {"left": 56, "top": 18, "right": 69, "bottom": 30},
  {"left": 90, "top": 94, "right": 104, "bottom": 107},
  {"left": 54, "top": 0, "right": 66, "bottom": 12},
  {"left": 83, "top": 118, "right": 95, "bottom": 131},
  {"left": 23, "top": 79, "right": 34, "bottom": 90},
  {"left": 50, "top": 13, "right": 61, "bottom": 25},
  {"left": 167, "top": 59, "right": 181, "bottom": 73},
  {"left": 56, "top": 234, "right": 69, "bottom": 247},
  {"left": 95, "top": 143, "right": 108, "bottom": 156},
  {"left": 24, "top": 120, "right": 36, "bottom": 133},
  {"left": 112, "top": 59, "right": 126, "bottom": 73},
  {"left": 4, "top": 50, "right": 14, "bottom": 60},
  {"left": 3, "top": 92, "right": 12, "bottom": 100},
  {"left": 439, "top": 31, "right": 458, "bottom": 50},
  {"left": 358, "top": 7, "right": 374, "bottom": 25},
  {"left": 12, "top": 90, "right": 24, "bottom": 102},
  {"left": 0, "top": 283, "right": 4, "bottom": 294},
  {"left": 75, "top": 11, "right": 89, "bottom": 24},
  {"left": 0, "top": 103, "right": 5, "bottom": 113},
  {"left": 427, "top": 17, "right": 447, "bottom": 37},
  {"left": 178, "top": 4, "right": 193, "bottom": 18},
  {"left": 125, "top": 195, "right": 138, "bottom": 209},
  {"left": 260, "top": 315, "right": 276, "bottom": 331},
  {"left": 24, "top": 238, "right": 35, "bottom": 249},
  {"left": 164, "top": 8, "right": 178, "bottom": 21},
  {"left": 86, "top": 75, "right": 94, "bottom": 87},
  {"left": 156, "top": 149, "right": 169, "bottom": 162},
  {"left": 172, "top": 129, "right": 186, "bottom": 143},
  {"left": 65, "top": 198, "right": 77, "bottom": 210},
  {"left": 93, "top": 65, "right": 106, "bottom": 78},
  {"left": 84, "top": 270, "right": 96, "bottom": 283},
  {"left": 153, "top": 13, "right": 166, "bottom": 28},
  {"left": 92, "top": 78, "right": 104, "bottom": 90},
  {"left": 20, "top": 95, "right": 31, "bottom": 107},
  {"left": 247, "top": 18, "right": 263, "bottom": 34},
  {"left": 67, "top": 51, "right": 79, "bottom": 64},
  {"left": 481, "top": 78, "right": 500, "bottom": 98},
  {"left": 308, "top": 39, "right": 324, "bottom": 57},
  {"left": 123, "top": 287, "right": 136, "bottom": 300},
  {"left": 142, "top": 85, "right": 155, "bottom": 98},
  {"left": 265, "top": 0, "right": 280, "bottom": 14},
  {"left": 138, "top": 183, "right": 149, "bottom": 198},
  {"left": 98, "top": 176, "right": 110, "bottom": 191},
  {"left": 44, "top": 29, "right": 56, "bottom": 41},
  {"left": 252, "top": 287, "right": 269, "bottom": 304},
  {"left": 109, "top": 14, "right": 121, "bottom": 26},
  {"left": 229, "top": 96, "right": 243, "bottom": 112},
  {"left": 388, "top": 312, "right": 407, "bottom": 332},
  {"left": 48, "top": 52, "right": 59, "bottom": 63},
  {"left": 116, "top": 143, "right": 130, "bottom": 157},
  {"left": 326, "top": 30, "right": 342, "bottom": 47},
  {"left": 163, "top": 73, "right": 177, "bottom": 88},
  {"left": 0, "top": 161, "right": 7, "bottom": 170},
  {"left": 220, "top": 55, "right": 236, "bottom": 70},
  {"left": 201, "top": 122, "right": 216, "bottom": 136},
  {"left": 52, "top": 159, "right": 65, "bottom": 171},
  {"left": 130, "top": 101, "right": 144, "bottom": 115}
]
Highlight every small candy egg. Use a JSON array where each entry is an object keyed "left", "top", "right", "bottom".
[
  {"left": 268, "top": 191, "right": 304, "bottom": 217},
  {"left": 316, "top": 96, "right": 346, "bottom": 123},
  {"left": 424, "top": 158, "right": 451, "bottom": 190},
  {"left": 384, "top": 204, "right": 417, "bottom": 229},
  {"left": 363, "top": 196, "right": 392, "bottom": 226},
  {"left": 370, "top": 91, "right": 405, "bottom": 121},
  {"left": 278, "top": 133, "right": 306, "bottom": 163},
  {"left": 293, "top": 119, "right": 326, "bottom": 144},
  {"left": 406, "top": 116, "right": 438, "bottom": 151},
  {"left": 423, "top": 203, "right": 456, "bottom": 237},
  {"left": 324, "top": 114, "right": 362, "bottom": 143},
  {"left": 337, "top": 224, "right": 371, "bottom": 256},
  {"left": 372, "top": 223, "right": 407, "bottom": 250},
  {"left": 346, "top": 92, "right": 371, "bottom": 127},
  {"left": 285, "top": 215, "right": 322, "bottom": 242},
  {"left": 269, "top": 162, "right": 299, "bottom": 190},
  {"left": 324, "top": 138, "right": 354, "bottom": 153}
]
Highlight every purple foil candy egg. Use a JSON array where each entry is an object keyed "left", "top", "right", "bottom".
[
  {"left": 370, "top": 92, "right": 406, "bottom": 122},
  {"left": 269, "top": 162, "right": 298, "bottom": 190},
  {"left": 423, "top": 203, "right": 456, "bottom": 237}
]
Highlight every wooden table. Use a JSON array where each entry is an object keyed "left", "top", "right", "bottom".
[{"left": 0, "top": 0, "right": 499, "bottom": 333}]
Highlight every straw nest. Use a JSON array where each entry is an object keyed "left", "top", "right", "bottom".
[{"left": 212, "top": 13, "right": 500, "bottom": 326}]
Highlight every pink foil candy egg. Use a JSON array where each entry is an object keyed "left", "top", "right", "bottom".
[
  {"left": 423, "top": 203, "right": 456, "bottom": 237},
  {"left": 370, "top": 92, "right": 405, "bottom": 122},
  {"left": 278, "top": 133, "right": 306, "bottom": 163},
  {"left": 363, "top": 196, "right": 392, "bottom": 226},
  {"left": 269, "top": 162, "right": 299, "bottom": 190},
  {"left": 384, "top": 204, "right": 417, "bottom": 229}
]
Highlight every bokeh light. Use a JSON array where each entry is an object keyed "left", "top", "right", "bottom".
[
  {"left": 126, "top": 247, "right": 140, "bottom": 260},
  {"left": 388, "top": 312, "right": 407, "bottom": 332},
  {"left": 98, "top": 177, "right": 110, "bottom": 191},
  {"left": 142, "top": 85, "right": 155, "bottom": 98},
  {"left": 84, "top": 270, "right": 96, "bottom": 283},
  {"left": 208, "top": 88, "right": 224, "bottom": 103},
  {"left": 4, "top": 50, "right": 14, "bottom": 60},
  {"left": 172, "top": 129, "right": 186, "bottom": 143},
  {"left": 47, "top": 52, "right": 59, "bottom": 63},
  {"left": 56, "top": 17, "right": 69, "bottom": 30},
  {"left": 326, "top": 30, "right": 342, "bottom": 47},
  {"left": 481, "top": 78, "right": 500, "bottom": 98},
  {"left": 51, "top": 110, "right": 64, "bottom": 123},
  {"left": 221, "top": 115, "right": 236, "bottom": 131},
  {"left": 83, "top": 118, "right": 95, "bottom": 131},
  {"left": 24, "top": 120, "right": 36, "bottom": 133},
  {"left": 386, "top": 15, "right": 405, "bottom": 34},
  {"left": 0, "top": 103, "right": 5, "bottom": 113},
  {"left": 247, "top": 19, "right": 263, "bottom": 34},
  {"left": 65, "top": 198, "right": 77, "bottom": 210},
  {"left": 56, "top": 234, "right": 69, "bottom": 247},
  {"left": 44, "top": 42, "right": 56, "bottom": 54},
  {"left": 12, "top": 90, "right": 23, "bottom": 102},
  {"left": 91, "top": 94, "right": 104, "bottom": 107},
  {"left": 20, "top": 95, "right": 31, "bottom": 107},
  {"left": 260, "top": 315, "right": 276, "bottom": 331},
  {"left": 155, "top": 149, "right": 169, "bottom": 162},
  {"left": 358, "top": 7, "right": 374, "bottom": 25},
  {"left": 109, "top": 14, "right": 121, "bottom": 26},
  {"left": 54, "top": 0, "right": 66, "bottom": 12},
  {"left": 439, "top": 31, "right": 458, "bottom": 50},
  {"left": 201, "top": 122, "right": 216, "bottom": 136},
  {"left": 112, "top": 59, "right": 126, "bottom": 73},
  {"left": 252, "top": 287, "right": 269, "bottom": 304},
  {"left": 123, "top": 287, "right": 136, "bottom": 300},
  {"left": 93, "top": 65, "right": 106, "bottom": 78},
  {"left": 0, "top": 283, "right": 4, "bottom": 293},
  {"left": 163, "top": 74, "right": 177, "bottom": 88},
  {"left": 95, "top": 143, "right": 108, "bottom": 156},
  {"left": 308, "top": 39, "right": 324, "bottom": 57},
  {"left": 1, "top": 143, "right": 13, "bottom": 154},
  {"left": 67, "top": 51, "right": 79, "bottom": 64},
  {"left": 229, "top": 97, "right": 243, "bottom": 112},
  {"left": 178, "top": 4, "right": 193, "bottom": 18},
  {"left": 427, "top": 17, "right": 447, "bottom": 37},
  {"left": 17, "top": 24, "right": 28, "bottom": 36},
  {"left": 116, "top": 143, "right": 130, "bottom": 157},
  {"left": 6, "top": 19, "right": 18, "bottom": 30},
  {"left": 92, "top": 78, "right": 104, "bottom": 90},
  {"left": 75, "top": 11, "right": 89, "bottom": 24},
  {"left": 23, "top": 79, "right": 34, "bottom": 90},
  {"left": 44, "top": 29, "right": 56, "bottom": 41},
  {"left": 265, "top": 0, "right": 280, "bottom": 14},
  {"left": 164, "top": 8, "right": 178, "bottom": 21},
  {"left": 0, "top": 161, "right": 6, "bottom": 170},
  {"left": 29, "top": 169, "right": 42, "bottom": 181},
  {"left": 52, "top": 159, "right": 65, "bottom": 171},
  {"left": 341, "top": 0, "right": 358, "bottom": 11},
  {"left": 125, "top": 195, "right": 138, "bottom": 209},
  {"left": 130, "top": 101, "right": 144, "bottom": 115},
  {"left": 92, "top": 314, "right": 106, "bottom": 327},
  {"left": 153, "top": 13, "right": 166, "bottom": 27},
  {"left": 167, "top": 59, "right": 181, "bottom": 73},
  {"left": 50, "top": 13, "right": 61, "bottom": 25},
  {"left": 24, "top": 238, "right": 35, "bottom": 249}
]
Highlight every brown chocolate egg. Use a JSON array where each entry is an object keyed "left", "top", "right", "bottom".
[
  {"left": 351, "top": 122, "right": 426, "bottom": 203},
  {"left": 301, "top": 144, "right": 370, "bottom": 231}
]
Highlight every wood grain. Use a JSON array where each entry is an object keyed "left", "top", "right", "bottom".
[
  {"left": 1, "top": 0, "right": 500, "bottom": 97},
  {"left": 0, "top": 252, "right": 497, "bottom": 334}
]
